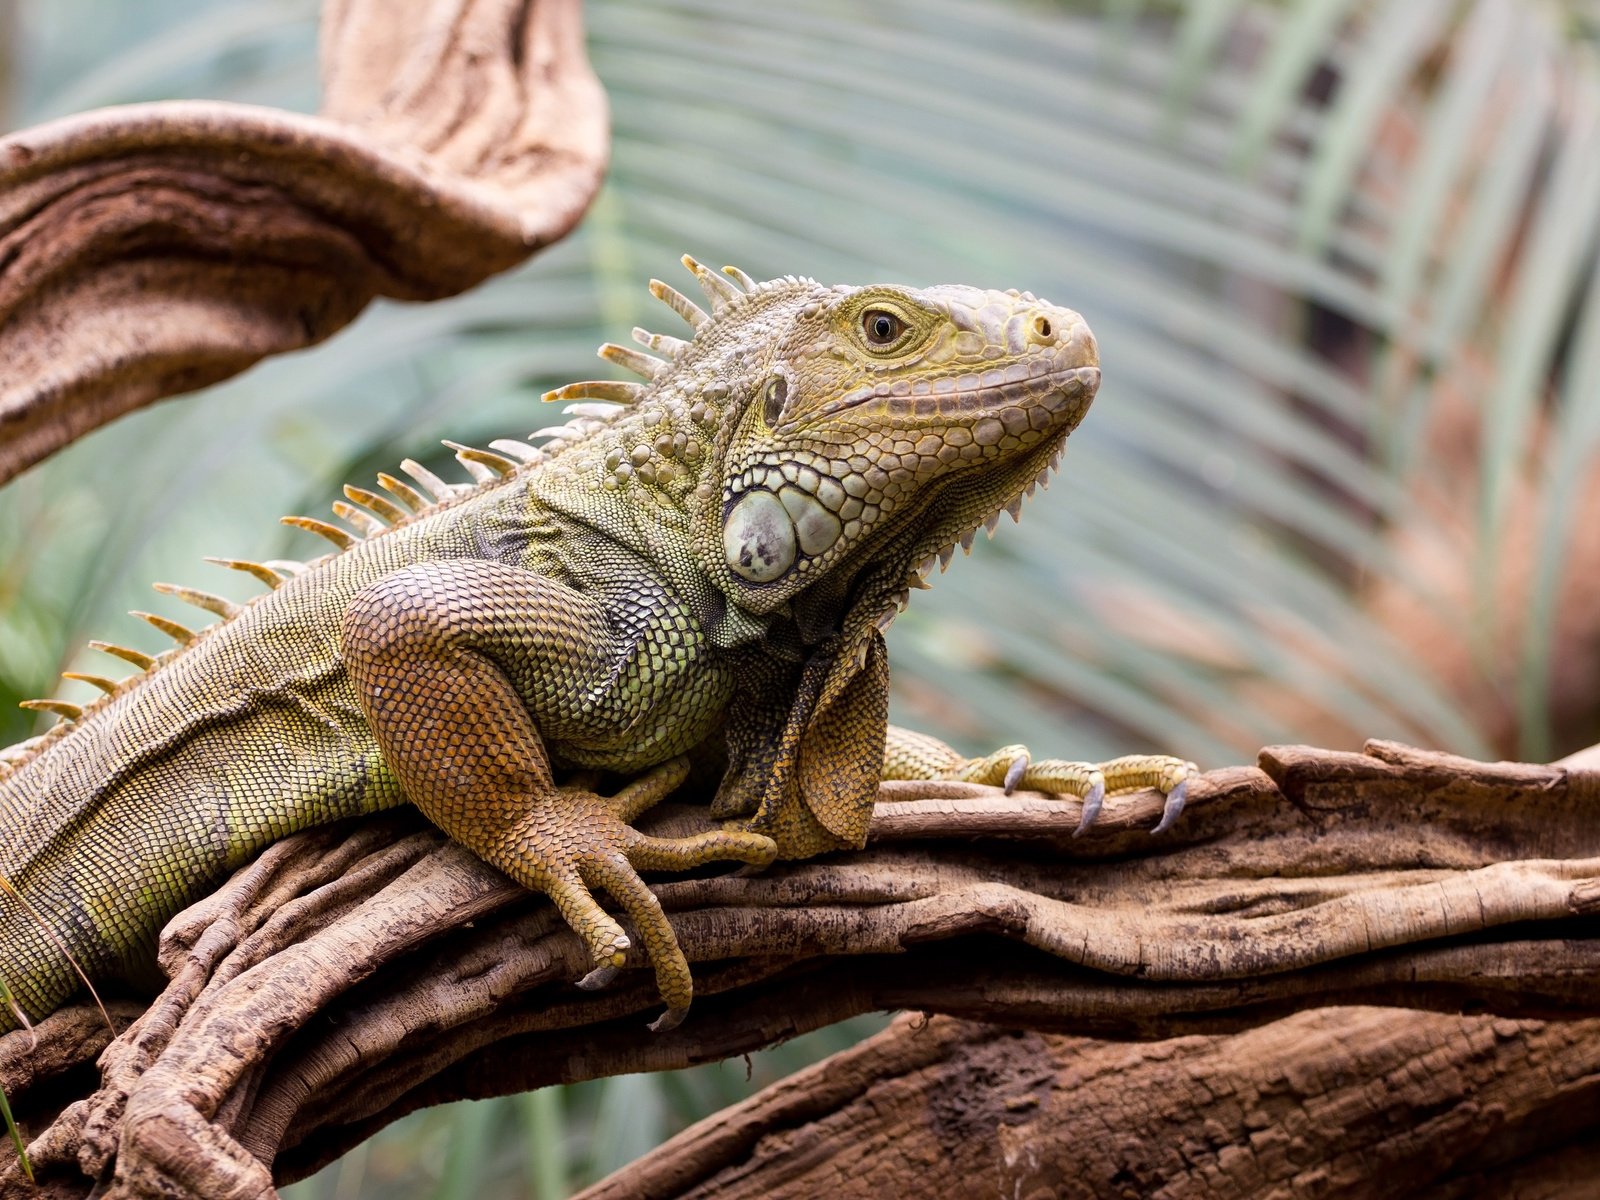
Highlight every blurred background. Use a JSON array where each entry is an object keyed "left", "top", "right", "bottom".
[{"left": 5, "top": 0, "right": 1600, "bottom": 1194}]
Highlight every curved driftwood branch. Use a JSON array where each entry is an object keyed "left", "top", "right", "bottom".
[
  {"left": 0, "top": 740, "right": 1596, "bottom": 1197},
  {"left": 580, "top": 1009, "right": 1600, "bottom": 1199},
  {"left": 0, "top": 0, "right": 607, "bottom": 486}
]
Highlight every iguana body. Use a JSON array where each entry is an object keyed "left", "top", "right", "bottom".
[{"left": 0, "top": 259, "right": 1191, "bottom": 1030}]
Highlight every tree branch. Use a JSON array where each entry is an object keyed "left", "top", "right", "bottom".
[
  {"left": 0, "top": 0, "right": 607, "bottom": 486},
  {"left": 0, "top": 741, "right": 1596, "bottom": 1197},
  {"left": 578, "top": 1008, "right": 1600, "bottom": 1199}
]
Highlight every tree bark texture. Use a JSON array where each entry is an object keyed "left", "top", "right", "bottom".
[
  {"left": 0, "top": 0, "right": 607, "bottom": 487},
  {"left": 579, "top": 1009, "right": 1600, "bottom": 1200},
  {"left": 0, "top": 741, "right": 1596, "bottom": 1197}
]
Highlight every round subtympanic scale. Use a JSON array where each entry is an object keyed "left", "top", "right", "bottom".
[{"left": 724, "top": 490, "right": 797, "bottom": 582}]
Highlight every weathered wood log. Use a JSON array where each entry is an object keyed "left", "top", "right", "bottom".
[
  {"left": 0, "top": 741, "right": 1596, "bottom": 1197},
  {"left": 0, "top": 0, "right": 607, "bottom": 486},
  {"left": 578, "top": 1009, "right": 1600, "bottom": 1199}
]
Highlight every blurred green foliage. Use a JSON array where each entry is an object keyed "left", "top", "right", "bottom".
[{"left": 6, "top": 0, "right": 1600, "bottom": 1193}]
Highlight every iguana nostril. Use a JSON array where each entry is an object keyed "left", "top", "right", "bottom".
[{"left": 1031, "top": 315, "right": 1054, "bottom": 343}]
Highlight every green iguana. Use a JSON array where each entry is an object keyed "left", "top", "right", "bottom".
[{"left": 0, "top": 258, "right": 1193, "bottom": 1033}]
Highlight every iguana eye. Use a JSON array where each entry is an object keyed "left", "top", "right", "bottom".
[{"left": 862, "top": 310, "right": 905, "bottom": 346}]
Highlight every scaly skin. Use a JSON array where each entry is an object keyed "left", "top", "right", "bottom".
[{"left": 0, "top": 258, "right": 1192, "bottom": 1030}]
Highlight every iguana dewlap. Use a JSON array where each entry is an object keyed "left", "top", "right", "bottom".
[{"left": 0, "top": 258, "right": 1192, "bottom": 1030}]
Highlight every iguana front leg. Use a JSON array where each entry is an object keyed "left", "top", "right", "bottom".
[
  {"left": 341, "top": 559, "right": 776, "bottom": 1029},
  {"left": 883, "top": 725, "right": 1195, "bottom": 837}
]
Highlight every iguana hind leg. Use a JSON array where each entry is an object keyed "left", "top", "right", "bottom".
[
  {"left": 341, "top": 559, "right": 776, "bottom": 1029},
  {"left": 883, "top": 725, "right": 1195, "bottom": 837}
]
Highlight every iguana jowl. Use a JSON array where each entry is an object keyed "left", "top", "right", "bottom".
[{"left": 0, "top": 258, "right": 1193, "bottom": 1031}]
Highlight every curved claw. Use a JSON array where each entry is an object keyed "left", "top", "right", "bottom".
[
  {"left": 1002, "top": 753, "right": 1030, "bottom": 794},
  {"left": 578, "top": 964, "right": 622, "bottom": 991},
  {"left": 1151, "top": 778, "right": 1188, "bottom": 836},
  {"left": 649, "top": 1006, "right": 688, "bottom": 1033},
  {"left": 1071, "top": 780, "right": 1106, "bottom": 838}
]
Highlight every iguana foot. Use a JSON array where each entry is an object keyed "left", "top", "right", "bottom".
[
  {"left": 883, "top": 726, "right": 1195, "bottom": 837},
  {"left": 492, "top": 758, "right": 777, "bottom": 1030},
  {"left": 970, "top": 750, "right": 1196, "bottom": 837}
]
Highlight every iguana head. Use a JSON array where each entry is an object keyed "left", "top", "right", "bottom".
[
  {"left": 546, "top": 258, "right": 1097, "bottom": 626},
  {"left": 699, "top": 267, "right": 1097, "bottom": 617}
]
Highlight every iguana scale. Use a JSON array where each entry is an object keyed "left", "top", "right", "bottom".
[{"left": 0, "top": 258, "right": 1192, "bottom": 1031}]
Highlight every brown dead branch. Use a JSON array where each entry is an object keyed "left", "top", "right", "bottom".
[
  {"left": 580, "top": 1009, "right": 1600, "bottom": 1200},
  {"left": 0, "top": 740, "right": 1596, "bottom": 1197},
  {"left": 0, "top": 0, "right": 607, "bottom": 487}
]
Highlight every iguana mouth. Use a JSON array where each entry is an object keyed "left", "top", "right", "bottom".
[{"left": 812, "top": 362, "right": 1100, "bottom": 421}]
